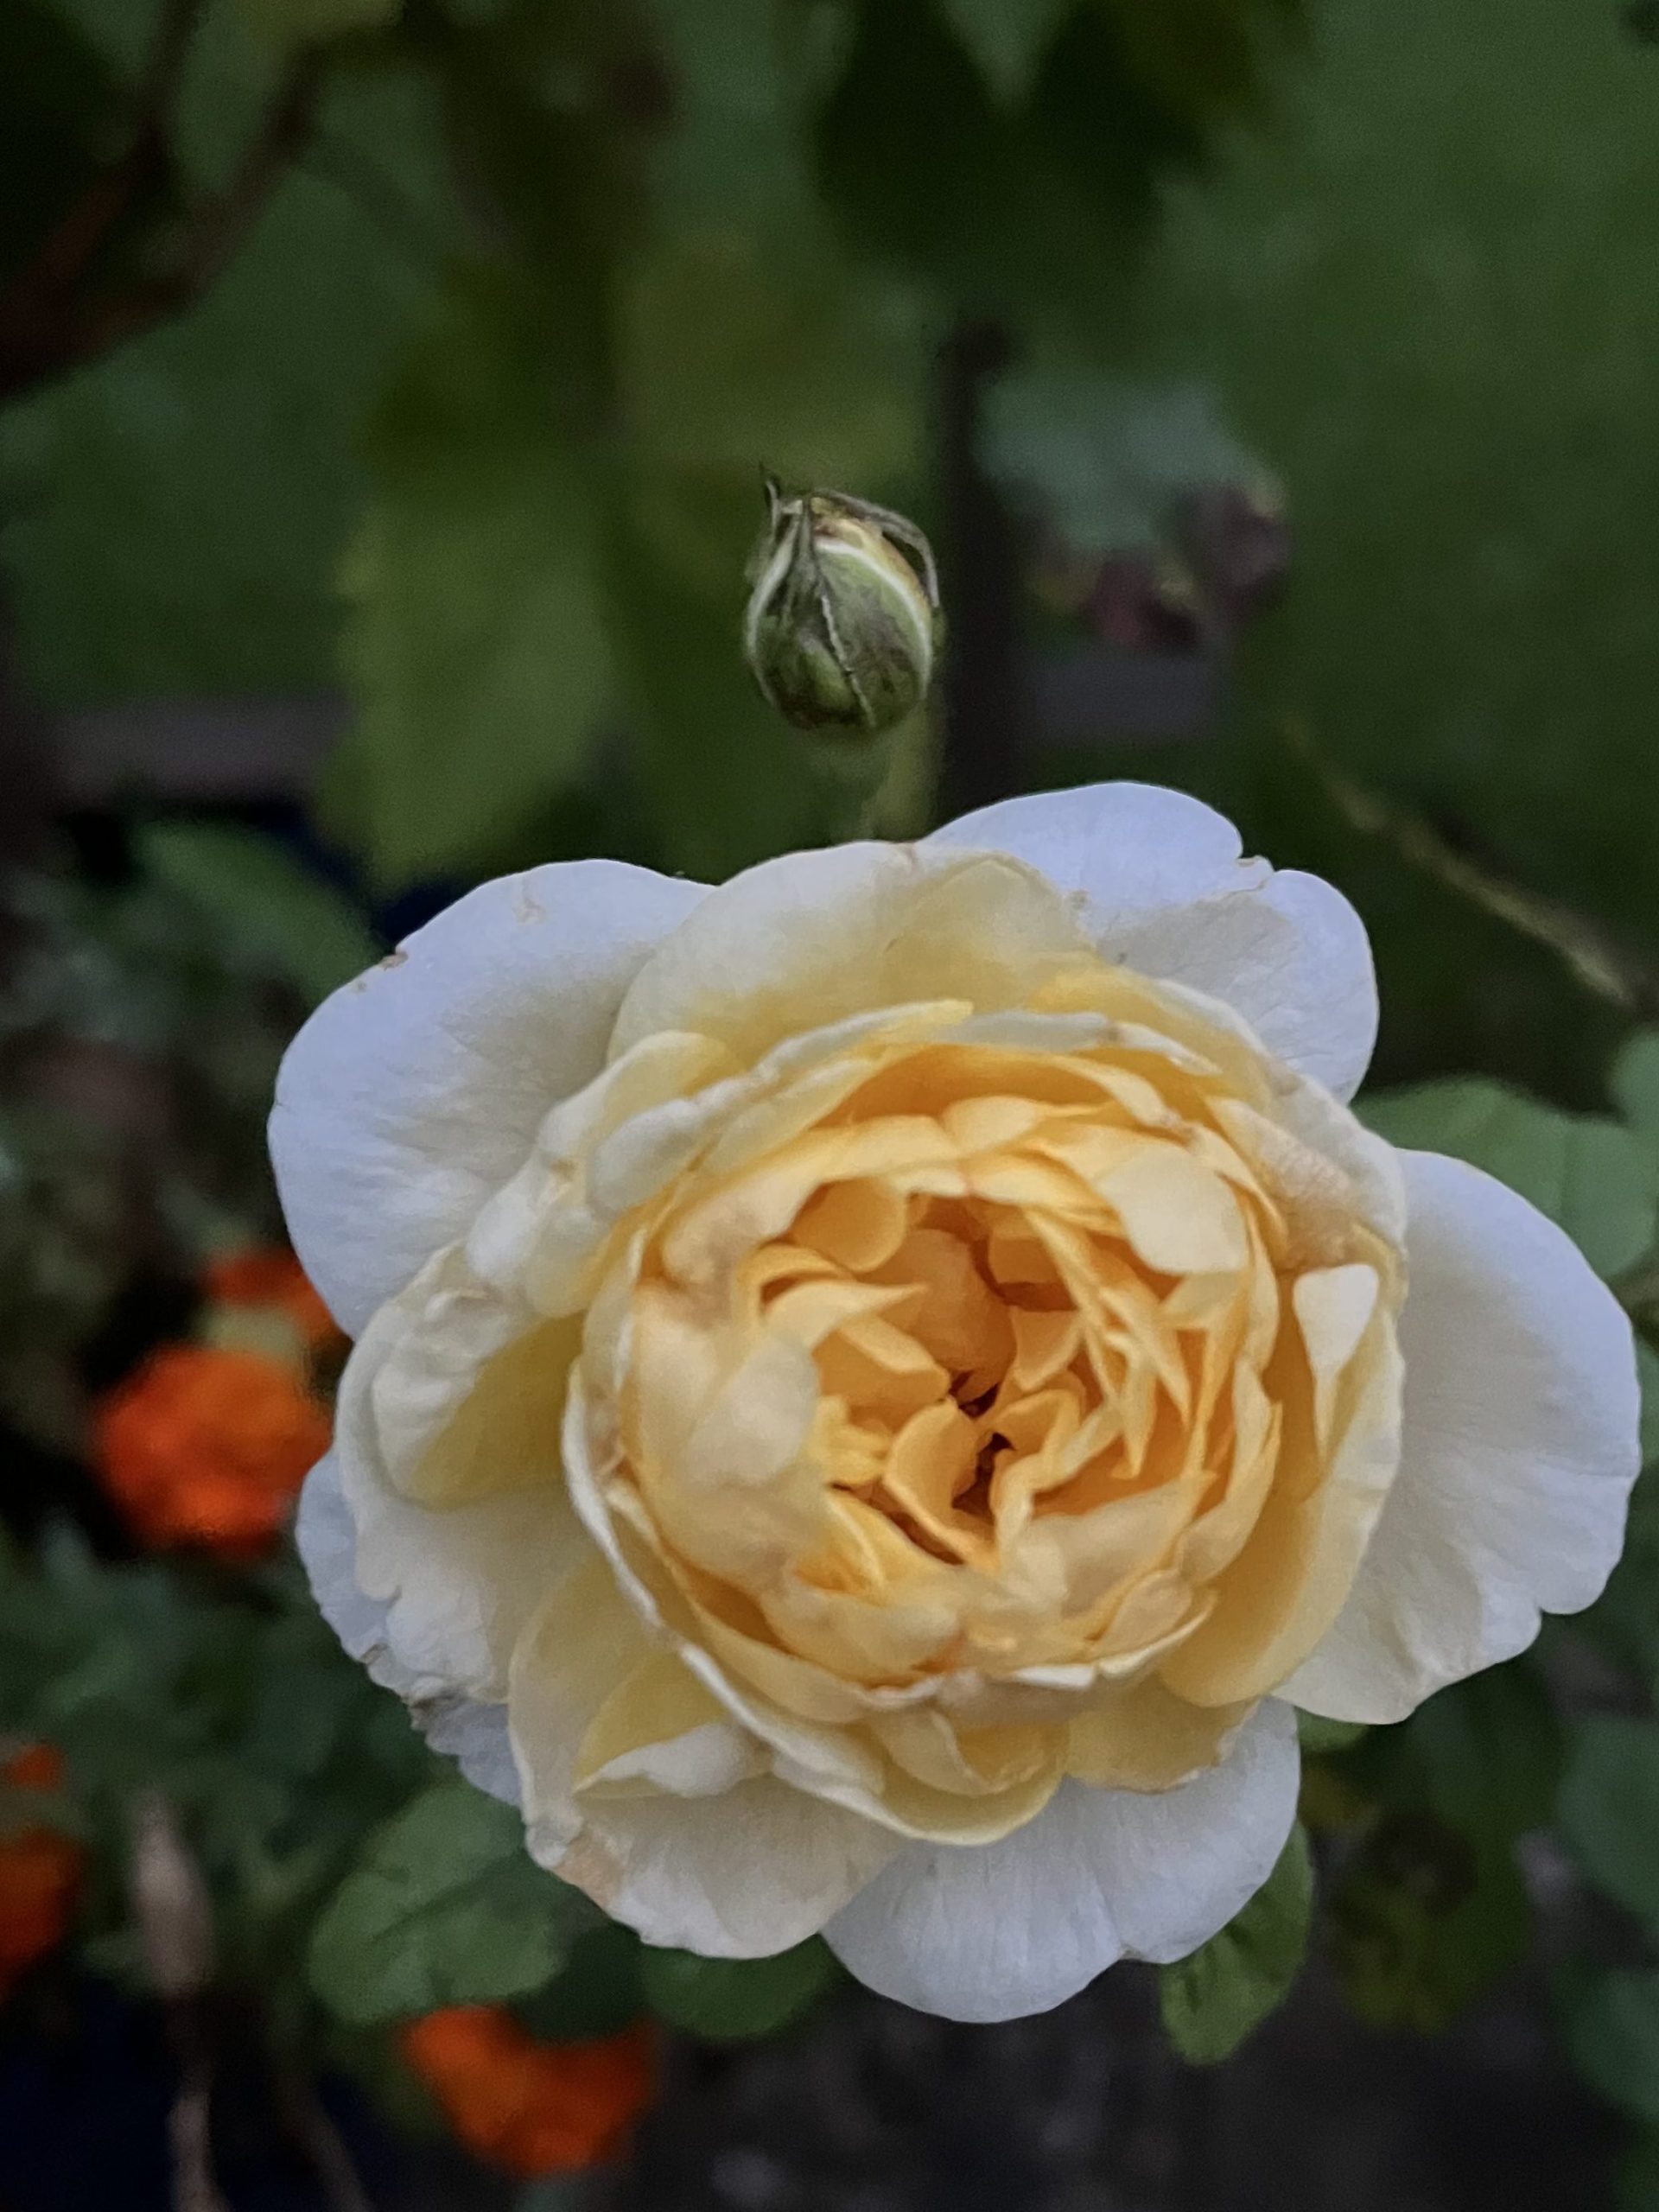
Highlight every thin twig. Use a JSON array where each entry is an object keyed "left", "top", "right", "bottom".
[
  {"left": 64, "top": 54, "right": 324, "bottom": 371},
  {"left": 0, "top": 40, "right": 323, "bottom": 404},
  {"left": 169, "top": 2059, "right": 232, "bottom": 2212},
  {"left": 130, "top": 1794, "right": 229, "bottom": 2212},
  {"left": 1284, "top": 715, "right": 1659, "bottom": 1020},
  {"left": 23, "top": 0, "right": 207, "bottom": 303},
  {"left": 138, "top": 0, "right": 213, "bottom": 120},
  {"left": 274, "top": 2057, "right": 378, "bottom": 2212}
]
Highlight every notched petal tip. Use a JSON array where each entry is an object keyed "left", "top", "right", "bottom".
[{"left": 929, "top": 782, "right": 1378, "bottom": 1102}]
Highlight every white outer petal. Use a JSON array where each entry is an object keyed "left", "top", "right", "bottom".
[
  {"left": 555, "top": 1783, "right": 899, "bottom": 1959},
  {"left": 324, "top": 1256, "right": 588, "bottom": 1702},
  {"left": 270, "top": 859, "right": 706, "bottom": 1336},
  {"left": 295, "top": 1454, "right": 519, "bottom": 1803},
  {"left": 929, "top": 783, "right": 1377, "bottom": 1100},
  {"left": 824, "top": 1700, "right": 1300, "bottom": 2022},
  {"left": 1286, "top": 1149, "right": 1641, "bottom": 1724}
]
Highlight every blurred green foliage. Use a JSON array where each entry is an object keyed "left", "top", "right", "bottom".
[
  {"left": 307, "top": 1782, "right": 600, "bottom": 2025},
  {"left": 0, "top": 0, "right": 1294, "bottom": 883},
  {"left": 5, "top": 0, "right": 1659, "bottom": 2192},
  {"left": 1103, "top": 0, "right": 1659, "bottom": 1097},
  {"left": 1159, "top": 1821, "right": 1313, "bottom": 2063},
  {"left": 640, "top": 1936, "right": 840, "bottom": 2041},
  {"left": 1361, "top": 1079, "right": 1659, "bottom": 1282}
]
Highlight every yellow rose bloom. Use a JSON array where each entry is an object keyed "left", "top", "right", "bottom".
[{"left": 274, "top": 785, "right": 1637, "bottom": 2020}]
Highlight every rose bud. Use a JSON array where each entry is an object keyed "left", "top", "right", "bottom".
[{"left": 742, "top": 480, "right": 941, "bottom": 740}]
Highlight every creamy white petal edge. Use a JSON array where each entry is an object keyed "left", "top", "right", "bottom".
[
  {"left": 270, "top": 859, "right": 707, "bottom": 1336},
  {"left": 1285, "top": 1150, "right": 1640, "bottom": 1724},
  {"left": 296, "top": 1454, "right": 519, "bottom": 1802},
  {"left": 930, "top": 784, "right": 1378, "bottom": 1102},
  {"left": 824, "top": 1701, "right": 1300, "bottom": 2023}
]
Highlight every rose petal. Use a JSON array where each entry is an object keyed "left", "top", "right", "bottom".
[
  {"left": 296, "top": 1454, "right": 519, "bottom": 1802},
  {"left": 1285, "top": 1150, "right": 1640, "bottom": 1724},
  {"left": 332, "top": 1290, "right": 588, "bottom": 1700},
  {"left": 929, "top": 784, "right": 1376, "bottom": 1100},
  {"left": 608, "top": 842, "right": 1091, "bottom": 1070},
  {"left": 824, "top": 1700, "right": 1299, "bottom": 2021},
  {"left": 271, "top": 860, "right": 706, "bottom": 1335},
  {"left": 512, "top": 1560, "right": 898, "bottom": 1955}
]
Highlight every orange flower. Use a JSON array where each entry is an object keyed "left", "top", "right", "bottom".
[
  {"left": 0, "top": 1746, "right": 82, "bottom": 1999},
  {"left": 93, "top": 1344, "right": 331, "bottom": 1556},
  {"left": 204, "top": 1247, "right": 340, "bottom": 1351},
  {"left": 401, "top": 2007, "right": 657, "bottom": 2176},
  {"left": 5, "top": 1746, "right": 63, "bottom": 1794}
]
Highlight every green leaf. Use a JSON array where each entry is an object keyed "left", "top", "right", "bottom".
[
  {"left": 308, "top": 1782, "right": 595, "bottom": 2026},
  {"left": 1295, "top": 1712, "right": 1366, "bottom": 1758},
  {"left": 1158, "top": 1823, "right": 1313, "bottom": 2063},
  {"left": 333, "top": 262, "right": 613, "bottom": 887},
  {"left": 938, "top": 0, "right": 1078, "bottom": 104},
  {"left": 1360, "top": 1080, "right": 1658, "bottom": 1280},
  {"left": 650, "top": 0, "right": 827, "bottom": 225},
  {"left": 600, "top": 514, "right": 841, "bottom": 882},
  {"left": 238, "top": 0, "right": 399, "bottom": 46},
  {"left": 818, "top": 0, "right": 1291, "bottom": 327},
  {"left": 1566, "top": 1970, "right": 1659, "bottom": 2127},
  {"left": 1559, "top": 1715, "right": 1659, "bottom": 1931},
  {"left": 1584, "top": 1457, "right": 1659, "bottom": 1676},
  {"left": 515, "top": 1921, "right": 645, "bottom": 2042},
  {"left": 1328, "top": 1813, "right": 1528, "bottom": 2033},
  {"left": 618, "top": 226, "right": 922, "bottom": 595},
  {"left": 2, "top": 53, "right": 449, "bottom": 709},
  {"left": 135, "top": 822, "right": 380, "bottom": 1007},
  {"left": 639, "top": 1937, "right": 839, "bottom": 2042},
  {"left": 816, "top": 0, "right": 1109, "bottom": 318},
  {"left": 1120, "top": 0, "right": 1659, "bottom": 1100},
  {"left": 1616, "top": 1032, "right": 1659, "bottom": 1154},
  {"left": 1405, "top": 1663, "right": 1563, "bottom": 1847}
]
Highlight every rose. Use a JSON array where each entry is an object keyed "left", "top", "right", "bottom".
[{"left": 273, "top": 784, "right": 1637, "bottom": 2023}]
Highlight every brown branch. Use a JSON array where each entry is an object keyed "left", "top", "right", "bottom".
[
  {"left": 168, "top": 2061, "right": 232, "bottom": 2212},
  {"left": 138, "top": 0, "right": 213, "bottom": 119},
  {"left": 17, "top": 0, "right": 207, "bottom": 308},
  {"left": 130, "top": 1794, "right": 229, "bottom": 2212},
  {"left": 0, "top": 29, "right": 322, "bottom": 406},
  {"left": 59, "top": 54, "right": 324, "bottom": 373},
  {"left": 273, "top": 2058, "right": 378, "bottom": 2212}
]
